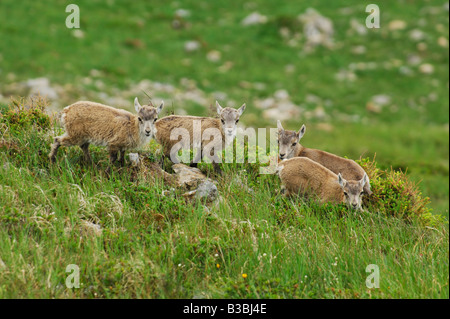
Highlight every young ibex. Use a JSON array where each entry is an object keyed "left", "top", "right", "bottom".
[
  {"left": 278, "top": 157, "right": 369, "bottom": 210},
  {"left": 277, "top": 120, "right": 372, "bottom": 195},
  {"left": 49, "top": 98, "right": 163, "bottom": 165},
  {"left": 155, "top": 101, "right": 246, "bottom": 171}
]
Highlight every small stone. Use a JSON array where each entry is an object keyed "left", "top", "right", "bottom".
[
  {"left": 274, "top": 89, "right": 289, "bottom": 100},
  {"left": 173, "top": 164, "right": 207, "bottom": 189},
  {"left": 350, "top": 19, "right": 367, "bottom": 35},
  {"left": 175, "top": 9, "right": 190, "bottom": 18},
  {"left": 218, "top": 61, "right": 233, "bottom": 73},
  {"left": 388, "top": 20, "right": 407, "bottom": 31},
  {"left": 184, "top": 41, "right": 200, "bottom": 52},
  {"left": 89, "top": 69, "right": 102, "bottom": 77},
  {"left": 72, "top": 29, "right": 85, "bottom": 38},
  {"left": 417, "top": 42, "right": 427, "bottom": 51},
  {"left": 299, "top": 8, "right": 334, "bottom": 50},
  {"left": 371, "top": 94, "right": 391, "bottom": 106},
  {"left": 195, "top": 180, "right": 218, "bottom": 202},
  {"left": 366, "top": 102, "right": 383, "bottom": 113},
  {"left": 419, "top": 63, "right": 434, "bottom": 74},
  {"left": 399, "top": 66, "right": 413, "bottom": 76},
  {"left": 409, "top": 29, "right": 426, "bottom": 41},
  {"left": 206, "top": 50, "right": 221, "bottom": 62},
  {"left": 241, "top": 12, "right": 268, "bottom": 26},
  {"left": 438, "top": 36, "right": 448, "bottom": 48},
  {"left": 407, "top": 54, "right": 422, "bottom": 66},
  {"left": 128, "top": 153, "right": 140, "bottom": 167}
]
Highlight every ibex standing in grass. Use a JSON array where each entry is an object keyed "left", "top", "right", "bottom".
[
  {"left": 155, "top": 101, "right": 246, "bottom": 172},
  {"left": 49, "top": 98, "right": 163, "bottom": 166},
  {"left": 278, "top": 157, "right": 369, "bottom": 210},
  {"left": 277, "top": 120, "right": 372, "bottom": 195}
]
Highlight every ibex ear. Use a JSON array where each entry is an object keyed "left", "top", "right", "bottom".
[
  {"left": 157, "top": 101, "right": 164, "bottom": 114},
  {"left": 298, "top": 124, "right": 306, "bottom": 141},
  {"left": 277, "top": 120, "right": 284, "bottom": 132},
  {"left": 338, "top": 173, "right": 347, "bottom": 188},
  {"left": 134, "top": 97, "right": 142, "bottom": 113},
  {"left": 360, "top": 173, "right": 368, "bottom": 187},
  {"left": 237, "top": 103, "right": 246, "bottom": 116},
  {"left": 216, "top": 101, "right": 223, "bottom": 115}
]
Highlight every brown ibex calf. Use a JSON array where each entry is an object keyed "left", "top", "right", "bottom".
[
  {"left": 49, "top": 98, "right": 163, "bottom": 165},
  {"left": 278, "top": 157, "right": 369, "bottom": 210},
  {"left": 154, "top": 101, "right": 246, "bottom": 171}
]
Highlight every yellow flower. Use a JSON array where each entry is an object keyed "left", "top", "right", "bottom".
[
  {"left": 242, "top": 273, "right": 248, "bottom": 279},
  {"left": 216, "top": 263, "right": 220, "bottom": 269}
]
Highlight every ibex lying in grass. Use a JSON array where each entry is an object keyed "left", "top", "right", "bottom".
[
  {"left": 278, "top": 157, "right": 369, "bottom": 210},
  {"left": 49, "top": 98, "right": 163, "bottom": 165},
  {"left": 277, "top": 120, "right": 372, "bottom": 195},
  {"left": 155, "top": 101, "right": 246, "bottom": 172}
]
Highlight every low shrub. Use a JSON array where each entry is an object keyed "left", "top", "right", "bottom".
[
  {"left": 358, "top": 157, "right": 443, "bottom": 226},
  {"left": 0, "top": 96, "right": 52, "bottom": 133}
]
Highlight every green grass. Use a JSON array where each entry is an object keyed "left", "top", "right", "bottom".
[
  {"left": 0, "top": 142, "right": 448, "bottom": 298},
  {"left": 0, "top": 100, "right": 448, "bottom": 298},
  {"left": 0, "top": 0, "right": 448, "bottom": 298}
]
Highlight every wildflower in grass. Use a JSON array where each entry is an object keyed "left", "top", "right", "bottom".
[
  {"left": 216, "top": 263, "right": 220, "bottom": 269},
  {"left": 242, "top": 273, "right": 247, "bottom": 279}
]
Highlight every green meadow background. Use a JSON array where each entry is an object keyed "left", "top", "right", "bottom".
[{"left": 0, "top": 0, "right": 448, "bottom": 298}]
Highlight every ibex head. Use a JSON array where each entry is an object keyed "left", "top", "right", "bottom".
[
  {"left": 338, "top": 173, "right": 369, "bottom": 211},
  {"left": 277, "top": 120, "right": 306, "bottom": 160},
  {"left": 134, "top": 97, "right": 164, "bottom": 138},
  {"left": 216, "top": 101, "right": 246, "bottom": 140}
]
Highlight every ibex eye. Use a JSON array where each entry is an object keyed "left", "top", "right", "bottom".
[
  {"left": 138, "top": 117, "right": 143, "bottom": 123},
  {"left": 236, "top": 119, "right": 239, "bottom": 124},
  {"left": 221, "top": 119, "right": 225, "bottom": 124},
  {"left": 344, "top": 192, "right": 348, "bottom": 196},
  {"left": 154, "top": 118, "right": 157, "bottom": 123},
  {"left": 292, "top": 143, "right": 297, "bottom": 146}
]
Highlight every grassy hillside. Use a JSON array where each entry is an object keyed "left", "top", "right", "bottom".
[
  {"left": 0, "top": 99, "right": 448, "bottom": 298},
  {"left": 0, "top": 0, "right": 448, "bottom": 298},
  {"left": 0, "top": 0, "right": 448, "bottom": 214}
]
